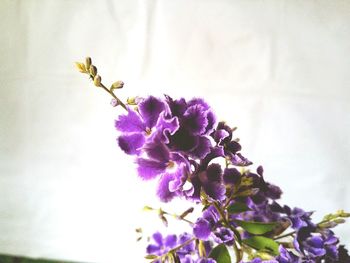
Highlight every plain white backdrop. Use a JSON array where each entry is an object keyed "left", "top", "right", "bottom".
[{"left": 0, "top": 0, "right": 350, "bottom": 262}]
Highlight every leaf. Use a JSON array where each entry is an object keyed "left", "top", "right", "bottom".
[
  {"left": 208, "top": 244, "right": 232, "bottom": 263},
  {"left": 227, "top": 202, "right": 251, "bottom": 214},
  {"left": 243, "top": 236, "right": 279, "bottom": 255},
  {"left": 234, "top": 220, "right": 276, "bottom": 235}
]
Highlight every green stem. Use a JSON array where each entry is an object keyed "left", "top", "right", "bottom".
[{"left": 212, "top": 201, "right": 242, "bottom": 262}]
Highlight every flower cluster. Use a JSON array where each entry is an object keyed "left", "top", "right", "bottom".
[{"left": 76, "top": 58, "right": 350, "bottom": 263}]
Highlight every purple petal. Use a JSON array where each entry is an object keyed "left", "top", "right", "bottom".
[
  {"left": 204, "top": 111, "right": 216, "bottom": 134},
  {"left": 146, "top": 244, "right": 161, "bottom": 254},
  {"left": 170, "top": 128, "right": 198, "bottom": 152},
  {"left": 115, "top": 109, "right": 145, "bottom": 132},
  {"left": 206, "top": 163, "right": 222, "bottom": 183},
  {"left": 165, "top": 95, "right": 188, "bottom": 117},
  {"left": 223, "top": 168, "right": 241, "bottom": 185},
  {"left": 117, "top": 133, "right": 145, "bottom": 155},
  {"left": 152, "top": 232, "right": 164, "bottom": 246},
  {"left": 225, "top": 141, "right": 242, "bottom": 154},
  {"left": 187, "top": 98, "right": 210, "bottom": 110},
  {"left": 193, "top": 218, "right": 212, "bottom": 240},
  {"left": 212, "top": 129, "right": 230, "bottom": 145},
  {"left": 157, "top": 173, "right": 177, "bottom": 202},
  {"left": 189, "top": 136, "right": 212, "bottom": 159},
  {"left": 139, "top": 96, "right": 165, "bottom": 128},
  {"left": 204, "top": 182, "right": 226, "bottom": 201},
  {"left": 201, "top": 146, "right": 225, "bottom": 168},
  {"left": 144, "top": 141, "right": 170, "bottom": 163},
  {"left": 164, "top": 234, "right": 177, "bottom": 248},
  {"left": 136, "top": 158, "right": 167, "bottom": 180},
  {"left": 183, "top": 105, "right": 208, "bottom": 135},
  {"left": 230, "top": 153, "right": 253, "bottom": 166},
  {"left": 168, "top": 162, "right": 189, "bottom": 192},
  {"left": 153, "top": 113, "right": 180, "bottom": 144}
]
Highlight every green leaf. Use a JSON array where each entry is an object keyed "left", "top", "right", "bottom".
[
  {"left": 243, "top": 236, "right": 279, "bottom": 255},
  {"left": 208, "top": 244, "right": 232, "bottom": 263},
  {"left": 227, "top": 202, "right": 251, "bottom": 214},
  {"left": 234, "top": 220, "right": 276, "bottom": 235}
]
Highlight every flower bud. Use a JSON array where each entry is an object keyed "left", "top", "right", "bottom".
[
  {"left": 93, "top": 75, "right": 101, "bottom": 87},
  {"left": 111, "top": 80, "right": 124, "bottom": 90},
  {"left": 85, "top": 57, "right": 92, "bottom": 69},
  {"left": 89, "top": 65, "right": 97, "bottom": 77},
  {"left": 74, "top": 62, "right": 86, "bottom": 73},
  {"left": 110, "top": 98, "right": 119, "bottom": 107}
]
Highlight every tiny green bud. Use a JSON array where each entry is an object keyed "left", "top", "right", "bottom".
[
  {"left": 85, "top": 57, "right": 92, "bottom": 69},
  {"left": 89, "top": 65, "right": 97, "bottom": 77},
  {"left": 334, "top": 218, "right": 346, "bottom": 224},
  {"left": 93, "top": 75, "right": 102, "bottom": 87},
  {"left": 74, "top": 62, "right": 87, "bottom": 73},
  {"left": 145, "top": 254, "right": 158, "bottom": 259},
  {"left": 111, "top": 80, "right": 124, "bottom": 90},
  {"left": 143, "top": 206, "right": 154, "bottom": 211}
]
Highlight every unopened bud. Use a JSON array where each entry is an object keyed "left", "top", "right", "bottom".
[
  {"left": 110, "top": 98, "right": 119, "bottom": 107},
  {"left": 85, "top": 57, "right": 92, "bottom": 69},
  {"left": 74, "top": 62, "right": 86, "bottom": 73},
  {"left": 93, "top": 75, "right": 101, "bottom": 87},
  {"left": 143, "top": 206, "right": 154, "bottom": 211},
  {"left": 111, "top": 80, "right": 124, "bottom": 90},
  {"left": 89, "top": 65, "right": 97, "bottom": 77},
  {"left": 127, "top": 96, "right": 142, "bottom": 105},
  {"left": 334, "top": 218, "right": 346, "bottom": 224},
  {"left": 179, "top": 207, "right": 194, "bottom": 219}
]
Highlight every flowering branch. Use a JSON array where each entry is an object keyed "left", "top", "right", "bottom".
[{"left": 76, "top": 56, "right": 350, "bottom": 263}]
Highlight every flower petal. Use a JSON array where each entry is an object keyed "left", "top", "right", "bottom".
[
  {"left": 137, "top": 158, "right": 167, "bottom": 180},
  {"left": 157, "top": 173, "right": 177, "bottom": 202},
  {"left": 183, "top": 105, "right": 208, "bottom": 135},
  {"left": 115, "top": 109, "right": 145, "bottom": 132},
  {"left": 144, "top": 141, "right": 170, "bottom": 163},
  {"left": 164, "top": 234, "right": 177, "bottom": 248},
  {"left": 139, "top": 96, "right": 165, "bottom": 128},
  {"left": 193, "top": 218, "right": 212, "bottom": 240},
  {"left": 152, "top": 113, "right": 180, "bottom": 144},
  {"left": 117, "top": 133, "right": 145, "bottom": 155},
  {"left": 189, "top": 136, "right": 212, "bottom": 159}
]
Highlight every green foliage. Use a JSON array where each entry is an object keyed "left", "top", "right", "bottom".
[
  {"left": 208, "top": 244, "right": 232, "bottom": 263},
  {"left": 234, "top": 220, "right": 276, "bottom": 235},
  {"left": 243, "top": 236, "right": 279, "bottom": 255},
  {"left": 227, "top": 202, "right": 251, "bottom": 214}
]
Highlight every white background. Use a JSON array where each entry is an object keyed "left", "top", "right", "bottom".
[{"left": 0, "top": 0, "right": 349, "bottom": 262}]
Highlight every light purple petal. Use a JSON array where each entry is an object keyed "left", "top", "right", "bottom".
[
  {"left": 164, "top": 234, "right": 177, "bottom": 248},
  {"left": 117, "top": 133, "right": 145, "bottom": 155},
  {"left": 152, "top": 113, "right": 180, "bottom": 144},
  {"left": 193, "top": 218, "right": 212, "bottom": 240},
  {"left": 152, "top": 232, "right": 164, "bottom": 246},
  {"left": 139, "top": 96, "right": 165, "bottom": 128},
  {"left": 137, "top": 158, "right": 167, "bottom": 180},
  {"left": 183, "top": 105, "right": 208, "bottom": 135},
  {"left": 115, "top": 109, "right": 145, "bottom": 132},
  {"left": 168, "top": 162, "right": 189, "bottom": 192},
  {"left": 146, "top": 244, "right": 160, "bottom": 254},
  {"left": 157, "top": 173, "right": 177, "bottom": 202}
]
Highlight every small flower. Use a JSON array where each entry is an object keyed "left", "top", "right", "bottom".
[{"left": 146, "top": 232, "right": 177, "bottom": 256}]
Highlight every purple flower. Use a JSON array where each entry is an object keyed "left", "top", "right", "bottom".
[
  {"left": 193, "top": 206, "right": 221, "bottom": 240},
  {"left": 115, "top": 96, "right": 179, "bottom": 155},
  {"left": 146, "top": 232, "right": 177, "bottom": 256},
  {"left": 136, "top": 140, "right": 190, "bottom": 202},
  {"left": 191, "top": 163, "right": 226, "bottom": 201},
  {"left": 196, "top": 259, "right": 217, "bottom": 263},
  {"left": 211, "top": 122, "right": 252, "bottom": 166},
  {"left": 166, "top": 96, "right": 215, "bottom": 159},
  {"left": 213, "top": 227, "right": 235, "bottom": 246}
]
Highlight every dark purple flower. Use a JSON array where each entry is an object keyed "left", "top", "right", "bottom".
[
  {"left": 146, "top": 232, "right": 177, "bottom": 256},
  {"left": 166, "top": 96, "right": 216, "bottom": 159},
  {"left": 115, "top": 96, "right": 179, "bottom": 155},
  {"left": 191, "top": 163, "right": 226, "bottom": 201}
]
